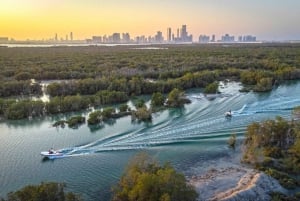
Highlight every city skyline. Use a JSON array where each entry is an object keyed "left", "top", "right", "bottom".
[
  {"left": 1, "top": 0, "right": 300, "bottom": 41},
  {"left": 1, "top": 25, "right": 259, "bottom": 44}
]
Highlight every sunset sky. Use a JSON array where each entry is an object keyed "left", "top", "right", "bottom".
[{"left": 1, "top": 0, "right": 299, "bottom": 41}]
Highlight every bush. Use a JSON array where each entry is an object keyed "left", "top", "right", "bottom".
[
  {"left": 204, "top": 82, "right": 219, "bottom": 94},
  {"left": 52, "top": 120, "right": 66, "bottom": 128},
  {"left": 66, "top": 116, "right": 85, "bottom": 128},
  {"left": 254, "top": 77, "right": 273, "bottom": 92},
  {"left": 1, "top": 182, "right": 82, "bottom": 201},
  {"left": 151, "top": 92, "right": 165, "bottom": 108},
  {"left": 166, "top": 88, "right": 187, "bottom": 107},
  {"left": 228, "top": 133, "right": 236, "bottom": 149},
  {"left": 132, "top": 107, "right": 152, "bottom": 122},
  {"left": 88, "top": 110, "right": 102, "bottom": 125},
  {"left": 102, "top": 107, "right": 115, "bottom": 120},
  {"left": 111, "top": 153, "right": 198, "bottom": 201},
  {"left": 134, "top": 98, "right": 146, "bottom": 109},
  {"left": 119, "top": 104, "right": 130, "bottom": 112},
  {"left": 265, "top": 168, "right": 298, "bottom": 189}
]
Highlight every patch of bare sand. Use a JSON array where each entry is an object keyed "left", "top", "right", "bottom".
[{"left": 190, "top": 165, "right": 287, "bottom": 201}]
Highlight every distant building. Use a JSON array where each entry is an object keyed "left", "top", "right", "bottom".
[
  {"left": 237, "top": 35, "right": 256, "bottom": 42},
  {"left": 211, "top": 34, "right": 215, "bottom": 42},
  {"left": 122, "top": 33, "right": 130, "bottom": 43},
  {"left": 238, "top": 36, "right": 243, "bottom": 42},
  {"left": 181, "top": 25, "right": 187, "bottom": 40},
  {"left": 174, "top": 25, "right": 192, "bottom": 42},
  {"left": 102, "top": 35, "right": 108, "bottom": 43},
  {"left": 221, "top": 34, "right": 235, "bottom": 42},
  {"left": 199, "top": 35, "right": 210, "bottom": 43},
  {"left": 70, "top": 32, "right": 73, "bottom": 41},
  {"left": 155, "top": 31, "right": 163, "bottom": 43},
  {"left": 177, "top": 28, "right": 180, "bottom": 39},
  {"left": 167, "top": 28, "right": 172, "bottom": 42},
  {"left": 243, "top": 35, "right": 256, "bottom": 42},
  {"left": 112, "top": 33, "right": 121, "bottom": 43},
  {"left": 0, "top": 37, "right": 9, "bottom": 43},
  {"left": 55, "top": 33, "right": 58, "bottom": 41},
  {"left": 92, "top": 36, "right": 102, "bottom": 43}
]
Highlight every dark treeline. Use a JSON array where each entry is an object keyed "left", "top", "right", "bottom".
[
  {"left": 1, "top": 44, "right": 300, "bottom": 119},
  {"left": 1, "top": 44, "right": 300, "bottom": 98},
  {"left": 46, "top": 72, "right": 218, "bottom": 97},
  {"left": 0, "top": 44, "right": 300, "bottom": 81},
  {"left": 0, "top": 80, "right": 42, "bottom": 97},
  {"left": 0, "top": 90, "right": 128, "bottom": 120}
]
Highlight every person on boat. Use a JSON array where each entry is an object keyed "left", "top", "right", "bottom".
[
  {"left": 48, "top": 148, "right": 54, "bottom": 154},
  {"left": 225, "top": 110, "right": 232, "bottom": 117}
]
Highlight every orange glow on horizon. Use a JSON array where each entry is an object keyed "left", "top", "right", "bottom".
[{"left": 0, "top": 0, "right": 299, "bottom": 41}]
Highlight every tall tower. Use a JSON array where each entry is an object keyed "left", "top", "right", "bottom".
[
  {"left": 70, "top": 32, "right": 73, "bottom": 41},
  {"left": 181, "top": 25, "right": 187, "bottom": 41},
  {"left": 211, "top": 34, "right": 215, "bottom": 42},
  {"left": 167, "top": 28, "right": 172, "bottom": 42},
  {"left": 55, "top": 33, "right": 58, "bottom": 41}
]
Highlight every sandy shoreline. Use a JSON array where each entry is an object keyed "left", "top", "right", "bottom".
[{"left": 189, "top": 164, "right": 287, "bottom": 201}]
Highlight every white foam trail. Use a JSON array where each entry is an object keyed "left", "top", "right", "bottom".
[{"left": 58, "top": 94, "right": 300, "bottom": 156}]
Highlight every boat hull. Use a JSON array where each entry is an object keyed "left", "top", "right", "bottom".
[{"left": 40, "top": 151, "right": 64, "bottom": 159}]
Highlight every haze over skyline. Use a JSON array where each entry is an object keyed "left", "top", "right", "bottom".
[{"left": 1, "top": 0, "right": 300, "bottom": 41}]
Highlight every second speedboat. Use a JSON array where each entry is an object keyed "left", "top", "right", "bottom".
[
  {"left": 225, "top": 110, "right": 232, "bottom": 118},
  {"left": 40, "top": 149, "right": 64, "bottom": 159}
]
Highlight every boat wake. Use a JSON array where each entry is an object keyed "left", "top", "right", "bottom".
[{"left": 57, "top": 94, "right": 300, "bottom": 158}]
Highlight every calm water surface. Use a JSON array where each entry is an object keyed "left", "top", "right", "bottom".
[{"left": 1, "top": 82, "right": 300, "bottom": 201}]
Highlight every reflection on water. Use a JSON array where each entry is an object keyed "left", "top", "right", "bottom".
[{"left": 1, "top": 81, "right": 300, "bottom": 201}]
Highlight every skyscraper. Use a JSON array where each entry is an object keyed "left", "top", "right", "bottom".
[
  {"left": 167, "top": 28, "right": 172, "bottom": 42},
  {"left": 211, "top": 34, "right": 215, "bottom": 42},
  {"left": 70, "top": 32, "right": 73, "bottom": 41},
  {"left": 55, "top": 33, "right": 58, "bottom": 41},
  {"left": 221, "top": 34, "right": 235, "bottom": 42},
  {"left": 181, "top": 25, "right": 187, "bottom": 41},
  {"left": 155, "top": 31, "right": 163, "bottom": 43},
  {"left": 112, "top": 33, "right": 121, "bottom": 43},
  {"left": 122, "top": 33, "right": 130, "bottom": 43},
  {"left": 199, "top": 35, "right": 210, "bottom": 43}
]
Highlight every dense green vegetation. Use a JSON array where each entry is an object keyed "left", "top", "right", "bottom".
[
  {"left": 227, "top": 133, "right": 237, "bottom": 149},
  {"left": 111, "top": 153, "right": 198, "bottom": 201},
  {"left": 166, "top": 88, "right": 190, "bottom": 107},
  {"left": 0, "top": 80, "right": 42, "bottom": 97},
  {"left": 1, "top": 44, "right": 299, "bottom": 83},
  {"left": 0, "top": 182, "right": 82, "bottom": 201},
  {"left": 53, "top": 116, "right": 86, "bottom": 128},
  {"left": 243, "top": 110, "right": 300, "bottom": 190},
  {"left": 150, "top": 92, "right": 165, "bottom": 108},
  {"left": 66, "top": 116, "right": 86, "bottom": 128},
  {"left": 1, "top": 44, "right": 300, "bottom": 119},
  {"left": 132, "top": 107, "right": 152, "bottom": 122},
  {"left": 0, "top": 90, "right": 128, "bottom": 120},
  {"left": 203, "top": 82, "right": 219, "bottom": 94},
  {"left": 87, "top": 110, "right": 103, "bottom": 125}
]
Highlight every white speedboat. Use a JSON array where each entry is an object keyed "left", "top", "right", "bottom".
[
  {"left": 225, "top": 111, "right": 232, "bottom": 117},
  {"left": 40, "top": 149, "right": 64, "bottom": 159}
]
